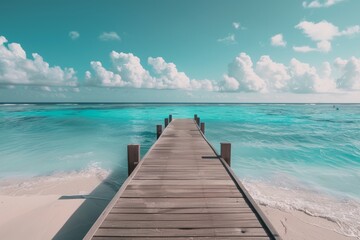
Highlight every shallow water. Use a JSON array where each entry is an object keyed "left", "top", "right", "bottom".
[{"left": 0, "top": 103, "right": 359, "bottom": 237}]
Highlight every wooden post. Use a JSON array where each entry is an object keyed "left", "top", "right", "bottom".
[
  {"left": 169, "top": 114, "right": 172, "bottom": 122},
  {"left": 200, "top": 122, "right": 205, "bottom": 134},
  {"left": 164, "top": 118, "right": 169, "bottom": 128},
  {"left": 221, "top": 143, "right": 231, "bottom": 166},
  {"left": 156, "top": 125, "right": 162, "bottom": 139},
  {"left": 196, "top": 117, "right": 200, "bottom": 126},
  {"left": 127, "top": 144, "right": 140, "bottom": 176},
  {"left": 194, "top": 114, "right": 198, "bottom": 120}
]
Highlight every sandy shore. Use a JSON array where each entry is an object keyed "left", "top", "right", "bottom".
[
  {"left": 260, "top": 206, "right": 356, "bottom": 240},
  {"left": 0, "top": 171, "right": 115, "bottom": 240},
  {"left": 0, "top": 173, "right": 357, "bottom": 240}
]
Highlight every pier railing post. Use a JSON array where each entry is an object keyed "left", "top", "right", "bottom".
[
  {"left": 169, "top": 114, "right": 172, "bottom": 122},
  {"left": 127, "top": 144, "right": 140, "bottom": 176},
  {"left": 194, "top": 114, "right": 197, "bottom": 120},
  {"left": 156, "top": 125, "right": 162, "bottom": 139},
  {"left": 164, "top": 118, "right": 169, "bottom": 128},
  {"left": 200, "top": 122, "right": 205, "bottom": 134},
  {"left": 221, "top": 143, "right": 231, "bottom": 166}
]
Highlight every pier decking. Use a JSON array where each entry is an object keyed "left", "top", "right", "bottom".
[{"left": 85, "top": 118, "right": 280, "bottom": 239}]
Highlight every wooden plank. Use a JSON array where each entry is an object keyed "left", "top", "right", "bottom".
[
  {"left": 121, "top": 190, "right": 242, "bottom": 198},
  {"left": 125, "top": 185, "right": 239, "bottom": 190},
  {"left": 128, "top": 180, "right": 234, "bottom": 185},
  {"left": 110, "top": 208, "right": 253, "bottom": 214},
  {"left": 105, "top": 213, "right": 257, "bottom": 221},
  {"left": 94, "top": 228, "right": 268, "bottom": 237},
  {"left": 101, "top": 220, "right": 262, "bottom": 228},
  {"left": 93, "top": 237, "right": 270, "bottom": 240}
]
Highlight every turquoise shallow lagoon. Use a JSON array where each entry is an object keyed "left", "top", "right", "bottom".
[{"left": 0, "top": 103, "right": 359, "bottom": 237}]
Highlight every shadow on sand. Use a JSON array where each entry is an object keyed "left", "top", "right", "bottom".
[{"left": 53, "top": 168, "right": 127, "bottom": 240}]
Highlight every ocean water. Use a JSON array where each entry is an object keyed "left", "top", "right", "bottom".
[{"left": 0, "top": 103, "right": 359, "bottom": 237}]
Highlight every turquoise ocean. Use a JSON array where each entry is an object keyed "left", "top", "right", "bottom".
[{"left": 0, "top": 103, "right": 359, "bottom": 237}]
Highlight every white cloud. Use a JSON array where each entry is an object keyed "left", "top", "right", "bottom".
[
  {"left": 293, "top": 45, "right": 317, "bottom": 53},
  {"left": 256, "top": 56, "right": 290, "bottom": 91},
  {"left": 69, "top": 31, "right": 80, "bottom": 40},
  {"left": 221, "top": 75, "right": 240, "bottom": 91},
  {"left": 99, "top": 32, "right": 121, "bottom": 41},
  {"left": 233, "top": 22, "right": 241, "bottom": 29},
  {"left": 316, "top": 40, "right": 332, "bottom": 52},
  {"left": 224, "top": 53, "right": 266, "bottom": 92},
  {"left": 86, "top": 51, "right": 217, "bottom": 91},
  {"left": 296, "top": 20, "right": 340, "bottom": 41},
  {"left": 303, "top": 0, "right": 345, "bottom": 8},
  {"left": 294, "top": 20, "right": 360, "bottom": 53},
  {"left": 217, "top": 34, "right": 236, "bottom": 45},
  {"left": 0, "top": 36, "right": 77, "bottom": 87},
  {"left": 271, "top": 34, "right": 287, "bottom": 47},
  {"left": 85, "top": 61, "right": 124, "bottom": 87},
  {"left": 86, "top": 50, "right": 360, "bottom": 94},
  {"left": 335, "top": 57, "right": 360, "bottom": 90},
  {"left": 340, "top": 25, "right": 360, "bottom": 36},
  {"left": 221, "top": 52, "right": 337, "bottom": 93},
  {"left": 293, "top": 40, "right": 331, "bottom": 53},
  {"left": 288, "top": 58, "right": 335, "bottom": 93}
]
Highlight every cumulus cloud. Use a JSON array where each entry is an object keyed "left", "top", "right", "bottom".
[
  {"left": 69, "top": 31, "right": 80, "bottom": 40},
  {"left": 99, "top": 32, "right": 121, "bottom": 41},
  {"left": 0, "top": 36, "right": 77, "bottom": 86},
  {"left": 335, "top": 57, "right": 360, "bottom": 90},
  {"left": 217, "top": 34, "right": 236, "bottom": 45},
  {"left": 294, "top": 20, "right": 360, "bottom": 53},
  {"left": 222, "top": 53, "right": 266, "bottom": 92},
  {"left": 302, "top": 0, "right": 345, "bottom": 8},
  {"left": 221, "top": 52, "right": 337, "bottom": 93},
  {"left": 256, "top": 56, "right": 290, "bottom": 91},
  {"left": 271, "top": 34, "right": 287, "bottom": 47},
  {"left": 85, "top": 50, "right": 360, "bottom": 94},
  {"left": 86, "top": 51, "right": 217, "bottom": 91}
]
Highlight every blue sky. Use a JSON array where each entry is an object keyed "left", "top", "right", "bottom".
[{"left": 1, "top": 0, "right": 360, "bottom": 102}]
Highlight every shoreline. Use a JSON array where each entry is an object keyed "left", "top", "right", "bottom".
[
  {"left": 0, "top": 172, "right": 358, "bottom": 240},
  {"left": 260, "top": 205, "right": 356, "bottom": 240}
]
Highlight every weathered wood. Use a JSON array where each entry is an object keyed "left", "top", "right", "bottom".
[
  {"left": 93, "top": 237, "right": 271, "bottom": 240},
  {"left": 194, "top": 114, "right": 198, "bottom": 120},
  {"left": 164, "top": 118, "right": 169, "bottom": 128},
  {"left": 196, "top": 117, "right": 200, "bottom": 126},
  {"left": 156, "top": 125, "right": 162, "bottom": 139},
  {"left": 94, "top": 228, "right": 268, "bottom": 237},
  {"left": 85, "top": 119, "right": 280, "bottom": 240},
  {"left": 111, "top": 207, "right": 253, "bottom": 214},
  {"left": 169, "top": 114, "right": 172, "bottom": 122},
  {"left": 201, "top": 122, "right": 205, "bottom": 134},
  {"left": 127, "top": 144, "right": 140, "bottom": 176},
  {"left": 105, "top": 213, "right": 257, "bottom": 221},
  {"left": 101, "top": 220, "right": 262, "bottom": 228},
  {"left": 221, "top": 142, "right": 231, "bottom": 167}
]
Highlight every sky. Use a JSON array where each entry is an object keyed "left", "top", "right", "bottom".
[{"left": 1, "top": 0, "right": 360, "bottom": 102}]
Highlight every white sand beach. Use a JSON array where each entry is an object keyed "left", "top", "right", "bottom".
[{"left": 0, "top": 172, "right": 356, "bottom": 240}]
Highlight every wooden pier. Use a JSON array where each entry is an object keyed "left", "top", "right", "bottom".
[{"left": 85, "top": 117, "right": 280, "bottom": 239}]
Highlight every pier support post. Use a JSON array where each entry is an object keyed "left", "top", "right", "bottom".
[
  {"left": 196, "top": 117, "right": 200, "bottom": 126},
  {"left": 169, "top": 114, "right": 172, "bottom": 122},
  {"left": 194, "top": 114, "right": 197, "bottom": 120},
  {"left": 127, "top": 144, "right": 140, "bottom": 176},
  {"left": 164, "top": 118, "right": 169, "bottom": 128},
  {"left": 156, "top": 125, "right": 162, "bottom": 139},
  {"left": 221, "top": 143, "right": 231, "bottom": 166},
  {"left": 200, "top": 122, "right": 205, "bottom": 134}
]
